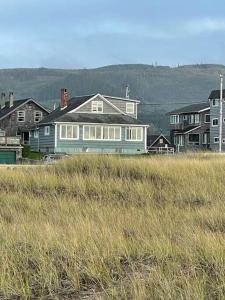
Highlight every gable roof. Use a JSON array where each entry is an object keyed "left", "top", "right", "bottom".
[
  {"left": 169, "top": 102, "right": 210, "bottom": 114},
  {"left": 103, "top": 95, "right": 140, "bottom": 103},
  {"left": 147, "top": 134, "right": 171, "bottom": 147},
  {"left": 209, "top": 89, "right": 225, "bottom": 99},
  {"left": 0, "top": 98, "right": 50, "bottom": 121}
]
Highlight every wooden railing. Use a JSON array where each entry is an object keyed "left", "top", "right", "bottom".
[
  {"left": 147, "top": 147, "right": 175, "bottom": 155},
  {"left": 0, "top": 137, "right": 21, "bottom": 145}
]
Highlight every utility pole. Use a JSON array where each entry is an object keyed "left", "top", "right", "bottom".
[{"left": 219, "top": 74, "right": 223, "bottom": 153}]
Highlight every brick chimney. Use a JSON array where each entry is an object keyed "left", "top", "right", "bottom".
[
  {"left": 9, "top": 92, "right": 14, "bottom": 107},
  {"left": 60, "top": 88, "right": 69, "bottom": 109}
]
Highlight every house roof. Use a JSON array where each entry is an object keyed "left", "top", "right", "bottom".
[
  {"left": 39, "top": 94, "right": 145, "bottom": 126},
  {"left": 169, "top": 102, "right": 209, "bottom": 114},
  {"left": 0, "top": 98, "right": 50, "bottom": 121},
  {"left": 43, "top": 113, "right": 144, "bottom": 125},
  {"left": 209, "top": 89, "right": 225, "bottom": 99},
  {"left": 147, "top": 134, "right": 171, "bottom": 147}
]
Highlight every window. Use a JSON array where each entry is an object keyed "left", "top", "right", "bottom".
[
  {"left": 34, "top": 130, "right": 39, "bottom": 138},
  {"left": 189, "top": 134, "right": 199, "bottom": 145},
  {"left": 202, "top": 133, "right": 209, "bottom": 145},
  {"left": 44, "top": 126, "right": 50, "bottom": 136},
  {"left": 212, "top": 118, "right": 218, "bottom": 127},
  {"left": 17, "top": 111, "right": 25, "bottom": 122},
  {"left": 214, "top": 137, "right": 219, "bottom": 143},
  {"left": 159, "top": 138, "right": 164, "bottom": 144},
  {"left": 34, "top": 111, "right": 43, "bottom": 123},
  {"left": 170, "top": 115, "right": 179, "bottom": 124},
  {"left": 189, "top": 114, "right": 199, "bottom": 124},
  {"left": 83, "top": 126, "right": 121, "bottom": 140},
  {"left": 183, "top": 115, "right": 188, "bottom": 121},
  {"left": 212, "top": 99, "right": 219, "bottom": 106},
  {"left": 126, "top": 127, "right": 143, "bottom": 141},
  {"left": 60, "top": 125, "right": 79, "bottom": 140},
  {"left": 205, "top": 114, "right": 210, "bottom": 123},
  {"left": 195, "top": 114, "right": 200, "bottom": 124},
  {"left": 126, "top": 103, "right": 135, "bottom": 114},
  {"left": 174, "top": 135, "right": 184, "bottom": 146},
  {"left": 223, "top": 139, "right": 225, "bottom": 144},
  {"left": 91, "top": 101, "right": 103, "bottom": 113}
]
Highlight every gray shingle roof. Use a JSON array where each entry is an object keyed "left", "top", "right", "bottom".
[
  {"left": 0, "top": 98, "right": 50, "bottom": 120},
  {"left": 169, "top": 102, "right": 209, "bottom": 114},
  {"left": 209, "top": 89, "right": 225, "bottom": 99},
  {"left": 39, "top": 95, "right": 95, "bottom": 125},
  {"left": 56, "top": 113, "right": 144, "bottom": 125}
]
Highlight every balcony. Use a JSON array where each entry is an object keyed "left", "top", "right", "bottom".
[{"left": 0, "top": 137, "right": 21, "bottom": 146}]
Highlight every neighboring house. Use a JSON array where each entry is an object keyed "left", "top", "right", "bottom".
[
  {"left": 208, "top": 89, "right": 225, "bottom": 151},
  {"left": 0, "top": 92, "right": 50, "bottom": 144},
  {"left": 30, "top": 89, "right": 149, "bottom": 154},
  {"left": 147, "top": 133, "right": 174, "bottom": 154},
  {"left": 169, "top": 102, "right": 210, "bottom": 151}
]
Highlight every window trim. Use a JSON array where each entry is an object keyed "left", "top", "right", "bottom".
[
  {"left": 59, "top": 124, "right": 79, "bottom": 140},
  {"left": 170, "top": 114, "right": 180, "bottom": 125},
  {"left": 212, "top": 118, "right": 219, "bottom": 127},
  {"left": 44, "top": 126, "right": 50, "bottom": 136},
  {"left": 126, "top": 103, "right": 135, "bottom": 114},
  {"left": 83, "top": 125, "right": 121, "bottom": 141},
  {"left": 34, "top": 111, "right": 43, "bottom": 123},
  {"left": 17, "top": 111, "right": 25, "bottom": 122},
  {"left": 214, "top": 137, "right": 219, "bottom": 144},
  {"left": 91, "top": 101, "right": 103, "bottom": 113},
  {"left": 188, "top": 133, "right": 200, "bottom": 145},
  {"left": 205, "top": 114, "right": 210, "bottom": 123},
  {"left": 34, "top": 130, "right": 39, "bottom": 138},
  {"left": 125, "top": 127, "right": 143, "bottom": 142}
]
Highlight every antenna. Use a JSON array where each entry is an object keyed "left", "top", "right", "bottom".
[{"left": 125, "top": 85, "right": 130, "bottom": 99}]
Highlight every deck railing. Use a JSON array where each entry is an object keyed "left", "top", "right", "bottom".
[
  {"left": 0, "top": 137, "right": 21, "bottom": 145},
  {"left": 147, "top": 147, "right": 175, "bottom": 155}
]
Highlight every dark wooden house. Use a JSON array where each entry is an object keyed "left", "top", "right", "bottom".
[{"left": 147, "top": 133, "right": 174, "bottom": 154}]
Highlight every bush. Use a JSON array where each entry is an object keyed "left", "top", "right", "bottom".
[{"left": 22, "top": 144, "right": 31, "bottom": 157}]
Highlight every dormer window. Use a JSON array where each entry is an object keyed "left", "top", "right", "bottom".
[
  {"left": 126, "top": 103, "right": 135, "bottom": 114},
  {"left": 92, "top": 101, "right": 103, "bottom": 113}
]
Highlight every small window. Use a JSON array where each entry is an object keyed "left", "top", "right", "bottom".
[
  {"left": 34, "top": 130, "right": 39, "bottom": 138},
  {"left": 214, "top": 137, "right": 219, "bottom": 143},
  {"left": 159, "top": 138, "right": 164, "bottom": 144},
  {"left": 91, "top": 101, "right": 103, "bottom": 113},
  {"left": 34, "top": 111, "right": 43, "bottom": 123},
  {"left": 44, "top": 126, "right": 50, "bottom": 136},
  {"left": 205, "top": 114, "right": 210, "bottom": 123},
  {"left": 212, "top": 118, "right": 218, "bottom": 126},
  {"left": 223, "top": 138, "right": 225, "bottom": 144},
  {"left": 126, "top": 103, "right": 135, "bottom": 114},
  {"left": 17, "top": 111, "right": 25, "bottom": 122},
  {"left": 212, "top": 99, "right": 219, "bottom": 106}
]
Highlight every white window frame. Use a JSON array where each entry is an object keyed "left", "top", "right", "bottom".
[
  {"left": 214, "top": 137, "right": 219, "bottom": 144},
  {"left": 212, "top": 118, "right": 219, "bottom": 127},
  {"left": 44, "top": 126, "right": 50, "bottom": 136},
  {"left": 126, "top": 103, "right": 135, "bottom": 114},
  {"left": 59, "top": 124, "right": 79, "bottom": 140},
  {"left": 205, "top": 114, "right": 210, "bottom": 123},
  {"left": 34, "top": 130, "right": 39, "bottom": 138},
  {"left": 91, "top": 101, "right": 103, "bottom": 113},
  {"left": 195, "top": 114, "right": 200, "bottom": 124},
  {"left": 125, "top": 127, "right": 143, "bottom": 142},
  {"left": 174, "top": 135, "right": 184, "bottom": 146},
  {"left": 170, "top": 115, "right": 180, "bottom": 124},
  {"left": 17, "top": 111, "right": 25, "bottom": 122},
  {"left": 83, "top": 125, "right": 121, "bottom": 141},
  {"left": 202, "top": 133, "right": 209, "bottom": 145},
  {"left": 34, "top": 111, "right": 43, "bottom": 123},
  {"left": 212, "top": 99, "right": 219, "bottom": 106}
]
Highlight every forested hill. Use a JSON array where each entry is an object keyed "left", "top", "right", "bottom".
[{"left": 0, "top": 64, "right": 224, "bottom": 132}]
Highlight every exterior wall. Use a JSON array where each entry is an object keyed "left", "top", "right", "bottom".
[
  {"left": 55, "top": 124, "right": 146, "bottom": 154},
  {"left": 209, "top": 100, "right": 225, "bottom": 151},
  {"left": 0, "top": 101, "right": 49, "bottom": 137},
  {"left": 30, "top": 125, "right": 55, "bottom": 153},
  {"left": 105, "top": 97, "right": 137, "bottom": 119},
  {"left": 170, "top": 110, "right": 210, "bottom": 151},
  {"left": 75, "top": 96, "right": 118, "bottom": 114}
]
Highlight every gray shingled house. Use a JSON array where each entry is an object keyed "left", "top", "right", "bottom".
[
  {"left": 30, "top": 90, "right": 149, "bottom": 154},
  {"left": 169, "top": 102, "right": 210, "bottom": 151}
]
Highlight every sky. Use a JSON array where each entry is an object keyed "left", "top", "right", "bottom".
[{"left": 0, "top": 0, "right": 225, "bottom": 68}]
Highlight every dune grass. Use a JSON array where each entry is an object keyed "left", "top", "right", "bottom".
[{"left": 1, "top": 154, "right": 225, "bottom": 299}]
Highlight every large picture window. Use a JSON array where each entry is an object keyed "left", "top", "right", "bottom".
[
  {"left": 125, "top": 127, "right": 143, "bottom": 141},
  {"left": 91, "top": 101, "right": 103, "bottom": 113},
  {"left": 60, "top": 125, "right": 79, "bottom": 140},
  {"left": 83, "top": 126, "right": 121, "bottom": 140}
]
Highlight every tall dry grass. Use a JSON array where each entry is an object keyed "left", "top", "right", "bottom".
[{"left": 1, "top": 154, "right": 225, "bottom": 299}]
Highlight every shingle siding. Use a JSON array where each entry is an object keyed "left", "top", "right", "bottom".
[
  {"left": 75, "top": 97, "right": 118, "bottom": 114},
  {"left": 104, "top": 97, "right": 137, "bottom": 118}
]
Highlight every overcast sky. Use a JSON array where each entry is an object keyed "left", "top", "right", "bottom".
[{"left": 0, "top": 0, "right": 225, "bottom": 68}]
